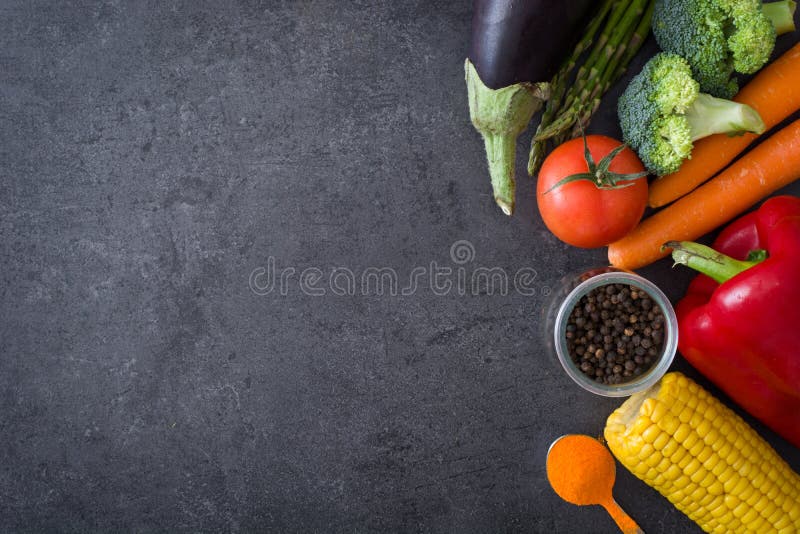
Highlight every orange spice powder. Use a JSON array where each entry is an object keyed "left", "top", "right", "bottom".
[{"left": 546, "top": 434, "right": 616, "bottom": 505}]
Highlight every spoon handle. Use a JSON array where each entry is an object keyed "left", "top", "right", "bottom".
[{"left": 601, "top": 497, "right": 644, "bottom": 534}]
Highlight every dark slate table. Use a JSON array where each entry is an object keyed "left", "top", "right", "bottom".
[{"left": 2, "top": 2, "right": 799, "bottom": 532}]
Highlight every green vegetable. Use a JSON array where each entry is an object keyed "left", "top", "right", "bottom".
[
  {"left": 465, "top": 60, "right": 548, "bottom": 215},
  {"left": 528, "top": 0, "right": 655, "bottom": 176},
  {"left": 652, "top": 0, "right": 797, "bottom": 98},
  {"left": 618, "top": 53, "right": 765, "bottom": 176}
]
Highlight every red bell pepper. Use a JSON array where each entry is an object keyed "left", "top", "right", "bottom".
[{"left": 665, "top": 196, "right": 800, "bottom": 448}]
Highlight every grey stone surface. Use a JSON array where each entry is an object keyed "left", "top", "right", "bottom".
[{"left": 1, "top": 1, "right": 798, "bottom": 532}]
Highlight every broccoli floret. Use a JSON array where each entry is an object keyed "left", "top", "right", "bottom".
[
  {"left": 653, "top": 0, "right": 796, "bottom": 98},
  {"left": 618, "top": 53, "right": 765, "bottom": 176}
]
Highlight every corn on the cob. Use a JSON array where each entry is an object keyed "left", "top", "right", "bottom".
[{"left": 604, "top": 372, "right": 800, "bottom": 534}]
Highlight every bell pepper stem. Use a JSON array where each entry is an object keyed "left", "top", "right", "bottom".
[{"left": 663, "top": 241, "right": 767, "bottom": 284}]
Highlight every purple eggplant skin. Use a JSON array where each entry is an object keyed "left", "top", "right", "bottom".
[{"left": 469, "top": 0, "right": 595, "bottom": 89}]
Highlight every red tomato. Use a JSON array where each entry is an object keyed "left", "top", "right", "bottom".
[{"left": 537, "top": 135, "right": 648, "bottom": 248}]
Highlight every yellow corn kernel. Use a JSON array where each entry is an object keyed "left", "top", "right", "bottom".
[
  {"left": 673, "top": 474, "right": 691, "bottom": 489},
  {"left": 723, "top": 493, "right": 740, "bottom": 511},
  {"left": 650, "top": 399, "right": 667, "bottom": 421},
  {"left": 658, "top": 412, "right": 680, "bottom": 435},
  {"left": 677, "top": 453, "right": 693, "bottom": 470},
  {"left": 697, "top": 491, "right": 716, "bottom": 508},
  {"left": 734, "top": 484, "right": 756, "bottom": 501},
  {"left": 702, "top": 453, "right": 720, "bottom": 473},
  {"left": 721, "top": 476, "right": 736, "bottom": 496},
  {"left": 671, "top": 444, "right": 688, "bottom": 464},
  {"left": 645, "top": 467, "right": 658, "bottom": 481},
  {"left": 689, "top": 439, "right": 706, "bottom": 458},
  {"left": 732, "top": 500, "right": 749, "bottom": 518},
  {"left": 645, "top": 451, "right": 663, "bottom": 468},
  {"left": 715, "top": 441, "right": 732, "bottom": 459},
  {"left": 748, "top": 516, "right": 766, "bottom": 533},
  {"left": 689, "top": 484, "right": 707, "bottom": 502},
  {"left": 773, "top": 512, "right": 790, "bottom": 528},
  {"left": 640, "top": 397, "right": 657, "bottom": 417},
  {"left": 710, "top": 459, "right": 727, "bottom": 477},
  {"left": 689, "top": 410, "right": 704, "bottom": 429},
  {"left": 678, "top": 407, "right": 692, "bottom": 423},
  {"left": 695, "top": 418, "right": 712, "bottom": 438},
  {"left": 664, "top": 464, "right": 682, "bottom": 481},
  {"left": 736, "top": 458, "right": 752, "bottom": 478},
  {"left": 631, "top": 461, "right": 649, "bottom": 477},
  {"left": 696, "top": 445, "right": 714, "bottom": 464},
  {"left": 633, "top": 415, "right": 651, "bottom": 436},
  {"left": 683, "top": 430, "right": 700, "bottom": 450},
  {"left": 736, "top": 480, "right": 754, "bottom": 503},
  {"left": 698, "top": 472, "right": 716, "bottom": 489},
  {"left": 604, "top": 372, "right": 800, "bottom": 534},
  {"left": 653, "top": 432, "right": 670, "bottom": 451},
  {"left": 755, "top": 495, "right": 775, "bottom": 514},
  {"left": 674, "top": 422, "right": 691, "bottom": 442},
  {"left": 704, "top": 428, "right": 720, "bottom": 448},
  {"left": 656, "top": 456, "right": 672, "bottom": 473},
  {"left": 707, "top": 480, "right": 723, "bottom": 496},
  {"left": 689, "top": 464, "right": 707, "bottom": 484},
  {"left": 741, "top": 507, "right": 759, "bottom": 525},
  {"left": 708, "top": 508, "right": 728, "bottom": 526},
  {"left": 642, "top": 423, "right": 661, "bottom": 444},
  {"left": 737, "top": 439, "right": 755, "bottom": 459},
  {"left": 716, "top": 419, "right": 733, "bottom": 437},
  {"left": 662, "top": 438, "right": 679, "bottom": 458},
  {"left": 684, "top": 457, "right": 702, "bottom": 476},
  {"left": 749, "top": 471, "right": 766, "bottom": 491},
  {"left": 623, "top": 435, "right": 645, "bottom": 456}
]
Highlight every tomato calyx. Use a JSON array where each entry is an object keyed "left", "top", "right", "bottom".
[{"left": 543, "top": 135, "right": 648, "bottom": 194}]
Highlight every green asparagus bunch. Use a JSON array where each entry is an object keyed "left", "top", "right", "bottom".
[{"left": 528, "top": 0, "right": 655, "bottom": 175}]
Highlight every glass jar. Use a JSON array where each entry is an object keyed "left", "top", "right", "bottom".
[{"left": 544, "top": 267, "right": 678, "bottom": 397}]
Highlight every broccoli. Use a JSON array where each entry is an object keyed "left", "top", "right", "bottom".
[
  {"left": 652, "top": 0, "right": 797, "bottom": 98},
  {"left": 618, "top": 53, "right": 765, "bottom": 176}
]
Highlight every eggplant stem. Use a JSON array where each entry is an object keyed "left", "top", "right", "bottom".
[
  {"left": 465, "top": 59, "right": 547, "bottom": 215},
  {"left": 482, "top": 133, "right": 516, "bottom": 215}
]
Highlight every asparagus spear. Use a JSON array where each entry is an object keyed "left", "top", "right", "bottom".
[
  {"left": 537, "top": 0, "right": 647, "bottom": 142},
  {"left": 528, "top": 0, "right": 655, "bottom": 172},
  {"left": 527, "top": 0, "right": 616, "bottom": 175},
  {"left": 570, "top": 0, "right": 652, "bottom": 137}
]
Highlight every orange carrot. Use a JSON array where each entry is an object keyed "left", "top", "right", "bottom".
[
  {"left": 609, "top": 118, "right": 800, "bottom": 270},
  {"left": 648, "top": 42, "right": 800, "bottom": 208}
]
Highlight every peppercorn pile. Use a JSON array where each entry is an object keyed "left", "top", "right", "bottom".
[{"left": 565, "top": 283, "right": 665, "bottom": 385}]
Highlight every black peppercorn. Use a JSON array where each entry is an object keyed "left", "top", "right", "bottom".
[{"left": 565, "top": 283, "right": 665, "bottom": 385}]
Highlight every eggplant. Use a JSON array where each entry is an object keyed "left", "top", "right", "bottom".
[{"left": 466, "top": 0, "right": 595, "bottom": 215}]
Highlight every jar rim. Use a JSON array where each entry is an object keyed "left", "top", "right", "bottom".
[{"left": 553, "top": 271, "right": 678, "bottom": 397}]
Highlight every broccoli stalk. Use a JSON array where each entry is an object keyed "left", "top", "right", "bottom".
[
  {"left": 762, "top": 0, "right": 797, "bottom": 35},
  {"left": 684, "top": 93, "right": 765, "bottom": 141},
  {"left": 618, "top": 53, "right": 765, "bottom": 176}
]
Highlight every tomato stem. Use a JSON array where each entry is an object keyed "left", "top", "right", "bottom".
[{"left": 542, "top": 134, "right": 647, "bottom": 194}]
